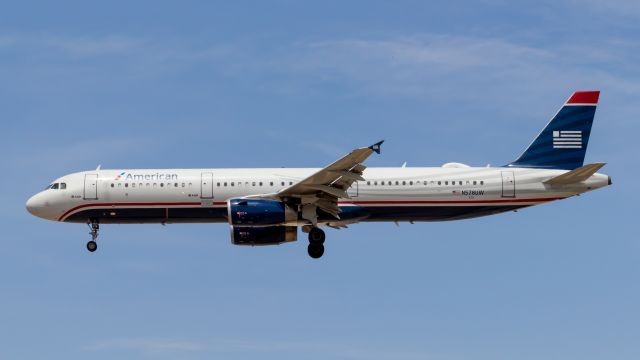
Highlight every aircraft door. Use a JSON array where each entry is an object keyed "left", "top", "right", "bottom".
[
  {"left": 347, "top": 182, "right": 359, "bottom": 197},
  {"left": 501, "top": 171, "right": 515, "bottom": 198},
  {"left": 83, "top": 174, "right": 98, "bottom": 200},
  {"left": 201, "top": 172, "right": 214, "bottom": 199}
]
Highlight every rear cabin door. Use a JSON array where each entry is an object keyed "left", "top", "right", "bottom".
[
  {"left": 347, "top": 181, "right": 359, "bottom": 198},
  {"left": 501, "top": 171, "right": 515, "bottom": 198},
  {"left": 83, "top": 174, "right": 98, "bottom": 200},
  {"left": 201, "top": 172, "right": 214, "bottom": 199}
]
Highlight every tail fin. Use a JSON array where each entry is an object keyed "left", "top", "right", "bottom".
[{"left": 508, "top": 91, "right": 599, "bottom": 170}]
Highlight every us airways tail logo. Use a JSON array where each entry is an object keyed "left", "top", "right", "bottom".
[{"left": 553, "top": 130, "right": 582, "bottom": 149}]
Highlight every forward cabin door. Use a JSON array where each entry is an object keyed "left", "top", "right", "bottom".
[
  {"left": 83, "top": 174, "right": 98, "bottom": 200},
  {"left": 501, "top": 171, "right": 515, "bottom": 198},
  {"left": 201, "top": 172, "right": 214, "bottom": 199}
]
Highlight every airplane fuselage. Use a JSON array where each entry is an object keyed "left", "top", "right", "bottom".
[{"left": 26, "top": 166, "right": 610, "bottom": 225}]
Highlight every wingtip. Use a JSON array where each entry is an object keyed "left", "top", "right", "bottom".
[{"left": 369, "top": 140, "right": 384, "bottom": 154}]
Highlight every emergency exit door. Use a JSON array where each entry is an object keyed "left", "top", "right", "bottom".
[
  {"left": 501, "top": 171, "right": 515, "bottom": 198},
  {"left": 201, "top": 173, "right": 214, "bottom": 199},
  {"left": 83, "top": 174, "right": 98, "bottom": 200}
]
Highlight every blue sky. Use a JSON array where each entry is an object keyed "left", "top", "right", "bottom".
[{"left": 1, "top": 1, "right": 638, "bottom": 359}]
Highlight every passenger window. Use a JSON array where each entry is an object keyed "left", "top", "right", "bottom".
[
  {"left": 445, "top": 181, "right": 448, "bottom": 185},
  {"left": 125, "top": 183, "right": 129, "bottom": 188},
  {"left": 466, "top": 181, "right": 470, "bottom": 185},
  {"left": 473, "top": 181, "right": 477, "bottom": 185},
  {"left": 110, "top": 183, "right": 114, "bottom": 188},
  {"left": 423, "top": 181, "right": 427, "bottom": 185},
  {"left": 459, "top": 181, "right": 462, "bottom": 185},
  {"left": 160, "top": 183, "right": 164, "bottom": 187},
  {"left": 270, "top": 181, "right": 274, "bottom": 186},
  {"left": 231, "top": 182, "right": 235, "bottom": 187},
  {"left": 153, "top": 183, "right": 157, "bottom": 188},
  {"left": 175, "top": 183, "right": 178, "bottom": 187},
  {"left": 409, "top": 181, "right": 413, "bottom": 185},
  {"left": 146, "top": 183, "right": 150, "bottom": 188},
  {"left": 381, "top": 181, "right": 385, "bottom": 185},
  {"left": 252, "top": 182, "right": 256, "bottom": 186},
  {"left": 480, "top": 181, "right": 484, "bottom": 185},
  {"left": 374, "top": 181, "right": 378, "bottom": 186},
  {"left": 289, "top": 181, "right": 293, "bottom": 185},
  {"left": 438, "top": 181, "right": 441, "bottom": 185},
  {"left": 395, "top": 181, "right": 399, "bottom": 185},
  {"left": 118, "top": 183, "right": 122, "bottom": 188},
  {"left": 367, "top": 181, "right": 371, "bottom": 185},
  {"left": 224, "top": 182, "right": 227, "bottom": 187}
]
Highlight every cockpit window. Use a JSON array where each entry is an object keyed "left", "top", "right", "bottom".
[
  {"left": 60, "top": 183, "right": 67, "bottom": 190},
  {"left": 51, "top": 183, "right": 59, "bottom": 189}
]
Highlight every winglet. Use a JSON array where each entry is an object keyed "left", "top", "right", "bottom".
[{"left": 368, "top": 140, "right": 384, "bottom": 154}]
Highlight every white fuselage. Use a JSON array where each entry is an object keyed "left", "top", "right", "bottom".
[{"left": 26, "top": 166, "right": 610, "bottom": 224}]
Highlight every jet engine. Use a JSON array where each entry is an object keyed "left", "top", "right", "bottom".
[{"left": 227, "top": 198, "right": 299, "bottom": 245}]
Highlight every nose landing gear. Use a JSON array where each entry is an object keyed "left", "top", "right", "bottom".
[
  {"left": 307, "top": 227, "right": 325, "bottom": 259},
  {"left": 86, "top": 220, "right": 99, "bottom": 252}
]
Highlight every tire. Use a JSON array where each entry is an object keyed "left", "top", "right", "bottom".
[
  {"left": 307, "top": 244, "right": 324, "bottom": 259},
  {"left": 87, "top": 241, "right": 97, "bottom": 252},
  {"left": 308, "top": 227, "right": 325, "bottom": 245}
]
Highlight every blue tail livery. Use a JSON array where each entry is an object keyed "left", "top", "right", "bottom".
[{"left": 509, "top": 91, "right": 599, "bottom": 170}]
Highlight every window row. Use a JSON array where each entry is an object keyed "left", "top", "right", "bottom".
[
  {"left": 366, "top": 180, "right": 485, "bottom": 186},
  {"left": 108, "top": 180, "right": 296, "bottom": 189},
  {"left": 216, "top": 181, "right": 294, "bottom": 187}
]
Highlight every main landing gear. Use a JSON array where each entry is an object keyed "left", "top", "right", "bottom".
[
  {"left": 86, "top": 219, "right": 99, "bottom": 252},
  {"left": 307, "top": 227, "right": 325, "bottom": 259}
]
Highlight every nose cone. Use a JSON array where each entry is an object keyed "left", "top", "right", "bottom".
[{"left": 26, "top": 193, "right": 47, "bottom": 219}]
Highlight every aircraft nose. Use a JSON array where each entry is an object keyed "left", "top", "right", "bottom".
[{"left": 26, "top": 194, "right": 44, "bottom": 217}]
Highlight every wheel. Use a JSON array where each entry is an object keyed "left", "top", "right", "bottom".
[
  {"left": 87, "top": 240, "right": 97, "bottom": 252},
  {"left": 307, "top": 244, "right": 325, "bottom": 259},
  {"left": 308, "top": 227, "right": 325, "bottom": 244}
]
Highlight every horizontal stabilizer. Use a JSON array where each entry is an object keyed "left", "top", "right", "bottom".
[{"left": 544, "top": 163, "right": 606, "bottom": 185}]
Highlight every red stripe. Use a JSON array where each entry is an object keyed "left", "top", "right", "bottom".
[
  {"left": 58, "top": 198, "right": 561, "bottom": 221},
  {"left": 567, "top": 91, "right": 599, "bottom": 104}
]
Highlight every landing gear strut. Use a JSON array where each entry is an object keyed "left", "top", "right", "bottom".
[
  {"left": 87, "top": 219, "right": 99, "bottom": 252},
  {"left": 307, "top": 227, "right": 325, "bottom": 259}
]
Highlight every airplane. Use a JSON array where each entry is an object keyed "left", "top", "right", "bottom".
[{"left": 26, "top": 91, "right": 611, "bottom": 258}]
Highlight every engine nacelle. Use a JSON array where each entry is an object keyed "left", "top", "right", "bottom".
[
  {"left": 230, "top": 225, "right": 297, "bottom": 245},
  {"left": 227, "top": 198, "right": 297, "bottom": 226}
]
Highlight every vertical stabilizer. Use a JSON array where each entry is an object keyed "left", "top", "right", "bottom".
[{"left": 508, "top": 91, "right": 599, "bottom": 170}]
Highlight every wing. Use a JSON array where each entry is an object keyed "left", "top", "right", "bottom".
[{"left": 249, "top": 141, "right": 383, "bottom": 220}]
